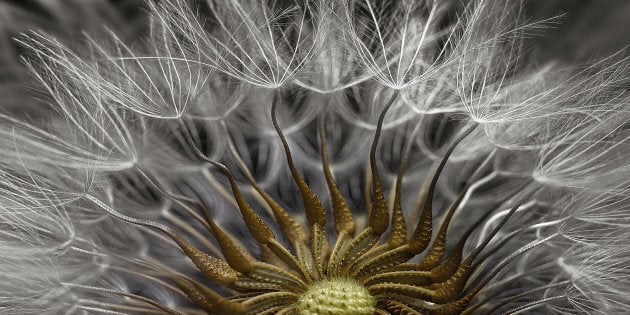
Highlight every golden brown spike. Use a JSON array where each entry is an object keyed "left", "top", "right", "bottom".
[
  {"left": 327, "top": 230, "right": 351, "bottom": 276},
  {"left": 384, "top": 300, "right": 422, "bottom": 315},
  {"left": 338, "top": 228, "right": 380, "bottom": 273},
  {"left": 352, "top": 245, "right": 413, "bottom": 277},
  {"left": 153, "top": 175, "right": 257, "bottom": 276},
  {"left": 344, "top": 240, "right": 389, "bottom": 275},
  {"left": 310, "top": 223, "right": 329, "bottom": 278},
  {"left": 434, "top": 234, "right": 557, "bottom": 315},
  {"left": 178, "top": 120, "right": 276, "bottom": 245},
  {"left": 202, "top": 215, "right": 256, "bottom": 274},
  {"left": 201, "top": 129, "right": 312, "bottom": 280},
  {"left": 248, "top": 262, "right": 309, "bottom": 291},
  {"left": 430, "top": 260, "right": 473, "bottom": 304},
  {"left": 275, "top": 307, "right": 297, "bottom": 315},
  {"left": 364, "top": 269, "right": 432, "bottom": 286},
  {"left": 407, "top": 162, "right": 438, "bottom": 232},
  {"left": 387, "top": 122, "right": 421, "bottom": 248},
  {"left": 364, "top": 162, "right": 373, "bottom": 218},
  {"left": 418, "top": 188, "right": 542, "bottom": 305},
  {"left": 171, "top": 277, "right": 215, "bottom": 313},
  {"left": 319, "top": 114, "right": 355, "bottom": 235},
  {"left": 224, "top": 124, "right": 308, "bottom": 245},
  {"left": 408, "top": 124, "right": 477, "bottom": 254},
  {"left": 427, "top": 180, "right": 532, "bottom": 279},
  {"left": 173, "top": 278, "right": 249, "bottom": 315},
  {"left": 388, "top": 187, "right": 407, "bottom": 248},
  {"left": 416, "top": 185, "right": 469, "bottom": 270},
  {"left": 258, "top": 306, "right": 293, "bottom": 315},
  {"left": 84, "top": 194, "right": 243, "bottom": 288},
  {"left": 367, "top": 282, "right": 435, "bottom": 301},
  {"left": 167, "top": 231, "right": 241, "bottom": 285},
  {"left": 266, "top": 239, "right": 313, "bottom": 282},
  {"left": 421, "top": 202, "right": 497, "bottom": 288},
  {"left": 264, "top": 197, "right": 308, "bottom": 244},
  {"left": 367, "top": 91, "right": 399, "bottom": 236},
  {"left": 215, "top": 163, "right": 276, "bottom": 244},
  {"left": 421, "top": 193, "right": 505, "bottom": 286},
  {"left": 430, "top": 298, "right": 470, "bottom": 315},
  {"left": 426, "top": 187, "right": 543, "bottom": 302},
  {"left": 260, "top": 242, "right": 289, "bottom": 267},
  {"left": 270, "top": 92, "right": 327, "bottom": 227},
  {"left": 233, "top": 277, "right": 284, "bottom": 291},
  {"left": 296, "top": 242, "right": 314, "bottom": 274},
  {"left": 242, "top": 292, "right": 298, "bottom": 313},
  {"left": 155, "top": 188, "right": 259, "bottom": 276}
]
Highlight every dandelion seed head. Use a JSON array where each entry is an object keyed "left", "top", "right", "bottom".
[{"left": 2, "top": 0, "right": 630, "bottom": 314}]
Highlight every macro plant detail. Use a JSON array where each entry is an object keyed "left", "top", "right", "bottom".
[{"left": 1, "top": 0, "right": 629, "bottom": 315}]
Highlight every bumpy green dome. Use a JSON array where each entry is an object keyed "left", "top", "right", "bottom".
[{"left": 296, "top": 278, "right": 376, "bottom": 315}]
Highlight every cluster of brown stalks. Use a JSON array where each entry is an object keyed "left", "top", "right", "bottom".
[{"left": 93, "top": 92, "right": 542, "bottom": 315}]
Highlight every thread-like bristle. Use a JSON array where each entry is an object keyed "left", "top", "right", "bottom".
[
  {"left": 409, "top": 124, "right": 478, "bottom": 254},
  {"left": 319, "top": 114, "right": 355, "bottom": 236},
  {"left": 367, "top": 91, "right": 399, "bottom": 236},
  {"left": 271, "top": 92, "right": 327, "bottom": 227},
  {"left": 387, "top": 121, "right": 422, "bottom": 248},
  {"left": 225, "top": 123, "right": 309, "bottom": 246}
]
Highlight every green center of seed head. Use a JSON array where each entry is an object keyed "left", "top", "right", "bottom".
[{"left": 296, "top": 278, "right": 376, "bottom": 315}]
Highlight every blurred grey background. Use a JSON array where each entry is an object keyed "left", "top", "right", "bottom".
[
  {"left": 0, "top": 0, "right": 629, "bottom": 114},
  {"left": 0, "top": 0, "right": 146, "bottom": 114},
  {"left": 525, "top": 0, "right": 630, "bottom": 62}
]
